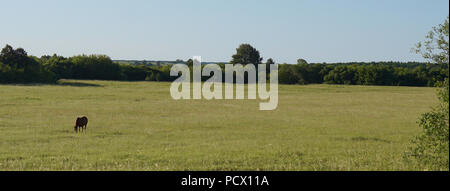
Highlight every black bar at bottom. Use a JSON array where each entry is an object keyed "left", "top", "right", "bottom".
[{"left": 0, "top": 171, "right": 448, "bottom": 190}]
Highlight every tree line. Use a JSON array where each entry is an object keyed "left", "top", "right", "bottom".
[
  {"left": 0, "top": 44, "right": 448, "bottom": 87},
  {"left": 279, "top": 61, "right": 448, "bottom": 86},
  {"left": 0, "top": 45, "right": 175, "bottom": 83}
]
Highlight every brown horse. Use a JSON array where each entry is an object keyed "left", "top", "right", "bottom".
[{"left": 74, "top": 116, "right": 88, "bottom": 133}]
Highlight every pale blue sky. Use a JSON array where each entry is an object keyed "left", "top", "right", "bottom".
[{"left": 0, "top": 0, "right": 448, "bottom": 63}]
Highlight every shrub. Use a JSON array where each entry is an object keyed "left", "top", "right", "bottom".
[{"left": 405, "top": 78, "right": 449, "bottom": 170}]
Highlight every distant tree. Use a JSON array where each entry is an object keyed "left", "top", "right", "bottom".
[
  {"left": 262, "top": 58, "right": 275, "bottom": 80},
  {"left": 145, "top": 72, "right": 155, "bottom": 81},
  {"left": 42, "top": 54, "right": 74, "bottom": 79},
  {"left": 229, "top": 44, "right": 263, "bottom": 83},
  {"left": 265, "top": 58, "right": 275, "bottom": 71},
  {"left": 70, "top": 55, "right": 121, "bottom": 80},
  {"left": 0, "top": 61, "right": 13, "bottom": 83},
  {"left": 0, "top": 45, "right": 17, "bottom": 65},
  {"left": 324, "top": 65, "right": 357, "bottom": 85},
  {"left": 266, "top": 58, "right": 275, "bottom": 65},
  {"left": 0, "top": 44, "right": 31, "bottom": 68},
  {"left": 0, "top": 45, "right": 56, "bottom": 83},
  {"left": 297, "top": 58, "right": 308, "bottom": 65},
  {"left": 230, "top": 44, "right": 263, "bottom": 66},
  {"left": 278, "top": 64, "right": 300, "bottom": 84},
  {"left": 40, "top": 55, "right": 51, "bottom": 60},
  {"left": 186, "top": 59, "right": 193, "bottom": 68},
  {"left": 120, "top": 64, "right": 150, "bottom": 81},
  {"left": 155, "top": 73, "right": 161, "bottom": 81}
]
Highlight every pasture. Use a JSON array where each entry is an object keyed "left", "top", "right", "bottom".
[{"left": 0, "top": 80, "right": 438, "bottom": 170}]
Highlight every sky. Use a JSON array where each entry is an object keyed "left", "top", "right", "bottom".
[{"left": 0, "top": 0, "right": 448, "bottom": 63}]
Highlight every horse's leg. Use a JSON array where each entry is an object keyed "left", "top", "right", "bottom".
[{"left": 74, "top": 126, "right": 78, "bottom": 133}]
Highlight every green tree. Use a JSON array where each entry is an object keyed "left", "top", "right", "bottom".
[
  {"left": 0, "top": 45, "right": 56, "bottom": 83},
  {"left": 414, "top": 16, "right": 449, "bottom": 65},
  {"left": 230, "top": 44, "right": 263, "bottom": 66},
  {"left": 0, "top": 44, "right": 31, "bottom": 68},
  {"left": 70, "top": 55, "right": 121, "bottom": 80},
  {"left": 265, "top": 58, "right": 275, "bottom": 79},
  {"left": 229, "top": 44, "right": 263, "bottom": 83},
  {"left": 0, "top": 61, "right": 14, "bottom": 83},
  {"left": 186, "top": 59, "right": 193, "bottom": 68},
  {"left": 406, "top": 16, "right": 449, "bottom": 170},
  {"left": 297, "top": 58, "right": 308, "bottom": 65},
  {"left": 42, "top": 54, "right": 74, "bottom": 79},
  {"left": 266, "top": 58, "right": 275, "bottom": 65}
]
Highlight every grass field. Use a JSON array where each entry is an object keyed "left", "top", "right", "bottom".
[{"left": 0, "top": 80, "right": 438, "bottom": 170}]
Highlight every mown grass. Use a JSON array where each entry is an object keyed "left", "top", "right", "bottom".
[{"left": 0, "top": 80, "right": 437, "bottom": 170}]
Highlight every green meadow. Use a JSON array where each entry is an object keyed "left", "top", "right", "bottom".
[{"left": 0, "top": 80, "right": 438, "bottom": 170}]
